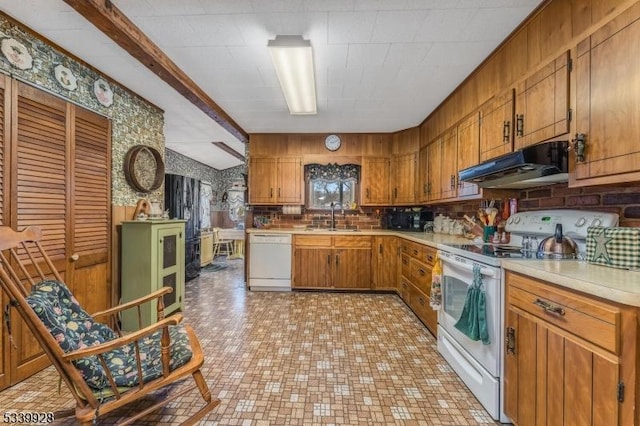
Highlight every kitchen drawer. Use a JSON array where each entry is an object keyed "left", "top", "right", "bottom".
[
  {"left": 423, "top": 246, "right": 436, "bottom": 266},
  {"left": 506, "top": 271, "right": 621, "bottom": 354},
  {"left": 334, "top": 235, "right": 371, "bottom": 248},
  {"left": 402, "top": 240, "right": 425, "bottom": 259},
  {"left": 401, "top": 254, "right": 411, "bottom": 278},
  {"left": 410, "top": 258, "right": 431, "bottom": 294},
  {"left": 409, "top": 283, "right": 437, "bottom": 335},
  {"left": 399, "top": 277, "right": 411, "bottom": 302},
  {"left": 294, "top": 235, "right": 332, "bottom": 247}
]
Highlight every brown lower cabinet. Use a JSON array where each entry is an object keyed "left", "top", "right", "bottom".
[
  {"left": 372, "top": 236, "right": 399, "bottom": 291},
  {"left": 504, "top": 271, "right": 638, "bottom": 426},
  {"left": 399, "top": 240, "right": 437, "bottom": 336},
  {"left": 293, "top": 234, "right": 438, "bottom": 336},
  {"left": 293, "top": 235, "right": 372, "bottom": 289}
]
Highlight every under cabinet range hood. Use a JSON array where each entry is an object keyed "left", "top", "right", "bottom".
[{"left": 459, "top": 141, "right": 569, "bottom": 189}]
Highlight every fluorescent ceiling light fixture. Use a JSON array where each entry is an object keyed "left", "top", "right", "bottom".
[{"left": 268, "top": 35, "right": 317, "bottom": 115}]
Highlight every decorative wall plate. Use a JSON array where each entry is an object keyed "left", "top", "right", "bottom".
[
  {"left": 93, "top": 77, "right": 114, "bottom": 107},
  {"left": 123, "top": 145, "right": 165, "bottom": 193},
  {"left": 1, "top": 38, "right": 33, "bottom": 70},
  {"left": 53, "top": 64, "right": 77, "bottom": 91}
]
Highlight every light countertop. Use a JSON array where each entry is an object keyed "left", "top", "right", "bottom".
[
  {"left": 500, "top": 259, "right": 640, "bottom": 307},
  {"left": 246, "top": 228, "right": 469, "bottom": 247},
  {"left": 246, "top": 228, "right": 640, "bottom": 307}
]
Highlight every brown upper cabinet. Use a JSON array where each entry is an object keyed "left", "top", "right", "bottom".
[
  {"left": 456, "top": 111, "right": 481, "bottom": 198},
  {"left": 391, "top": 152, "right": 417, "bottom": 204},
  {"left": 424, "top": 110, "right": 480, "bottom": 203},
  {"left": 573, "top": 2, "right": 640, "bottom": 186},
  {"left": 417, "top": 144, "right": 429, "bottom": 203},
  {"left": 514, "top": 51, "right": 571, "bottom": 150},
  {"left": 361, "top": 156, "right": 391, "bottom": 205},
  {"left": 248, "top": 156, "right": 303, "bottom": 205},
  {"left": 479, "top": 88, "right": 515, "bottom": 162},
  {"left": 391, "top": 128, "right": 419, "bottom": 204}
]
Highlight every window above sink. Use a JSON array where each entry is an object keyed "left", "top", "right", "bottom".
[{"left": 305, "top": 163, "right": 360, "bottom": 210}]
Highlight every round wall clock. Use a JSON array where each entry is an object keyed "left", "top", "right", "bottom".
[
  {"left": 325, "top": 134, "right": 341, "bottom": 151},
  {"left": 123, "top": 145, "right": 165, "bottom": 193}
]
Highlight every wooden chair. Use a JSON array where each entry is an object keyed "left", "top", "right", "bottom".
[
  {"left": 212, "top": 228, "right": 233, "bottom": 259},
  {"left": 0, "top": 226, "right": 219, "bottom": 425}
]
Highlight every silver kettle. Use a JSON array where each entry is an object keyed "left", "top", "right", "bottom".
[{"left": 537, "top": 224, "right": 577, "bottom": 259}]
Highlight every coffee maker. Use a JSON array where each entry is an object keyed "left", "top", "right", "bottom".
[{"left": 384, "top": 209, "right": 434, "bottom": 231}]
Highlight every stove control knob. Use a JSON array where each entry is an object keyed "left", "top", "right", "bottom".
[
  {"left": 513, "top": 216, "right": 521, "bottom": 224},
  {"left": 575, "top": 217, "right": 587, "bottom": 228},
  {"left": 507, "top": 217, "right": 514, "bottom": 225},
  {"left": 591, "top": 218, "right": 602, "bottom": 227}
]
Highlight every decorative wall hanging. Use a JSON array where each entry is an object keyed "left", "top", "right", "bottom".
[
  {"left": 199, "top": 181, "right": 212, "bottom": 230},
  {"left": 53, "top": 64, "right": 77, "bottom": 91},
  {"left": 123, "top": 145, "right": 165, "bottom": 193},
  {"left": 1, "top": 38, "right": 32, "bottom": 70},
  {"left": 93, "top": 77, "right": 114, "bottom": 107}
]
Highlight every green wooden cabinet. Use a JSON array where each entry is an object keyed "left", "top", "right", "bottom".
[{"left": 121, "top": 220, "right": 186, "bottom": 330}]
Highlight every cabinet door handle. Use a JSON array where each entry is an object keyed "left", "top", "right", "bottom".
[
  {"left": 503, "top": 120, "right": 510, "bottom": 142},
  {"left": 412, "top": 249, "right": 418, "bottom": 256},
  {"left": 426, "top": 255, "right": 434, "bottom": 263},
  {"left": 505, "top": 327, "right": 516, "bottom": 355},
  {"left": 335, "top": 255, "right": 339, "bottom": 266},
  {"left": 270, "top": 188, "right": 273, "bottom": 198},
  {"left": 418, "top": 296, "right": 425, "bottom": 305},
  {"left": 278, "top": 188, "right": 281, "bottom": 197},
  {"left": 533, "top": 298, "right": 565, "bottom": 316},
  {"left": 379, "top": 244, "right": 383, "bottom": 254},
  {"left": 70, "top": 253, "right": 79, "bottom": 261},
  {"left": 450, "top": 174, "right": 455, "bottom": 189},
  {"left": 418, "top": 268, "right": 426, "bottom": 276},
  {"left": 327, "top": 254, "right": 331, "bottom": 265},
  {"left": 366, "top": 188, "right": 370, "bottom": 199},
  {"left": 516, "top": 114, "right": 524, "bottom": 137}
]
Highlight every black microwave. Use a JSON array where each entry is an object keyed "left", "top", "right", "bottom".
[{"left": 384, "top": 210, "right": 433, "bottom": 231}]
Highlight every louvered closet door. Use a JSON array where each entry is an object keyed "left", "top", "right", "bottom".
[
  {"left": 14, "top": 82, "right": 69, "bottom": 271},
  {"left": 7, "top": 81, "right": 111, "bottom": 385},
  {"left": 10, "top": 82, "right": 68, "bottom": 383},
  {"left": 68, "top": 107, "right": 111, "bottom": 315},
  {"left": 0, "top": 75, "right": 11, "bottom": 390}
]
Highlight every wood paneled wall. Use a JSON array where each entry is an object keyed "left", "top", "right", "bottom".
[{"left": 249, "top": 133, "right": 393, "bottom": 161}]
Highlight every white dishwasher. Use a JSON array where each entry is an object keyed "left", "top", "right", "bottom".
[{"left": 249, "top": 233, "right": 292, "bottom": 291}]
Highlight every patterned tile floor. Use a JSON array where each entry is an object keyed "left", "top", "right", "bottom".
[{"left": 0, "top": 259, "right": 498, "bottom": 425}]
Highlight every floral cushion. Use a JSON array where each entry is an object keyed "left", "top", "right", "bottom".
[{"left": 27, "top": 280, "right": 192, "bottom": 390}]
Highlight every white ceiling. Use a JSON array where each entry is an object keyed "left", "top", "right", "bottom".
[{"left": 0, "top": 0, "right": 542, "bottom": 170}]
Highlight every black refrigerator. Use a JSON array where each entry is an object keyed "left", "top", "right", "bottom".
[{"left": 165, "top": 174, "right": 201, "bottom": 281}]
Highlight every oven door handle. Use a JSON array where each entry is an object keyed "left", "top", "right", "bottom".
[{"left": 439, "top": 255, "right": 497, "bottom": 278}]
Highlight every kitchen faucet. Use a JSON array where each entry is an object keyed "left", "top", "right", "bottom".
[{"left": 330, "top": 202, "right": 340, "bottom": 229}]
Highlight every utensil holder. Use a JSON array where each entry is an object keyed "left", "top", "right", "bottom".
[{"left": 483, "top": 226, "right": 497, "bottom": 243}]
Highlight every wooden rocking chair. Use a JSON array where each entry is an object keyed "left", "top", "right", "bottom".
[{"left": 0, "top": 226, "right": 219, "bottom": 425}]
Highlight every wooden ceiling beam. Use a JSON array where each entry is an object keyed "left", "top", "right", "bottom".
[{"left": 63, "top": 0, "right": 249, "bottom": 143}]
